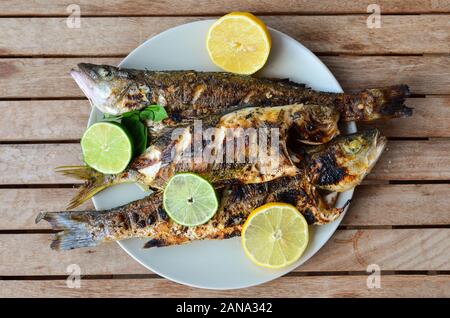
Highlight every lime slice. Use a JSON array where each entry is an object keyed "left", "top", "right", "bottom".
[
  {"left": 81, "top": 122, "right": 133, "bottom": 174},
  {"left": 242, "top": 203, "right": 309, "bottom": 269},
  {"left": 163, "top": 173, "right": 219, "bottom": 226}
]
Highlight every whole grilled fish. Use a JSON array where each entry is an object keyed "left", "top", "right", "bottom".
[
  {"left": 71, "top": 63, "right": 412, "bottom": 122},
  {"left": 60, "top": 103, "right": 340, "bottom": 209},
  {"left": 38, "top": 129, "right": 386, "bottom": 250}
]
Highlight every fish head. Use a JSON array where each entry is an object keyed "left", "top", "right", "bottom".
[
  {"left": 308, "top": 128, "right": 386, "bottom": 192},
  {"left": 293, "top": 104, "right": 340, "bottom": 145},
  {"left": 71, "top": 63, "right": 152, "bottom": 115}
]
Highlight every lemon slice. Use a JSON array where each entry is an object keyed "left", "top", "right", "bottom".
[
  {"left": 206, "top": 12, "right": 271, "bottom": 75},
  {"left": 242, "top": 203, "right": 309, "bottom": 268},
  {"left": 163, "top": 173, "right": 219, "bottom": 226},
  {"left": 81, "top": 122, "right": 133, "bottom": 174}
]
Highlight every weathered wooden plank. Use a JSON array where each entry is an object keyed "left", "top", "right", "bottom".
[
  {"left": 1, "top": 275, "right": 448, "bottom": 297},
  {"left": 0, "top": 58, "right": 119, "bottom": 99},
  {"left": 0, "top": 189, "right": 94, "bottom": 230},
  {"left": 342, "top": 184, "right": 450, "bottom": 226},
  {"left": 360, "top": 97, "right": 450, "bottom": 138},
  {"left": 321, "top": 56, "right": 450, "bottom": 95},
  {"left": 369, "top": 140, "right": 450, "bottom": 180},
  {"left": 1, "top": 0, "right": 449, "bottom": 16},
  {"left": 1, "top": 229, "right": 448, "bottom": 275},
  {"left": 0, "top": 234, "right": 150, "bottom": 276},
  {"left": 1, "top": 140, "right": 448, "bottom": 184},
  {"left": 2, "top": 185, "right": 449, "bottom": 230},
  {"left": 0, "top": 100, "right": 90, "bottom": 141},
  {"left": 1, "top": 16, "right": 449, "bottom": 55},
  {"left": 0, "top": 144, "right": 83, "bottom": 184},
  {"left": 1, "top": 57, "right": 449, "bottom": 99},
  {"left": 1, "top": 97, "right": 447, "bottom": 142}
]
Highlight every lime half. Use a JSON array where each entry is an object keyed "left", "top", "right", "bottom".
[
  {"left": 163, "top": 173, "right": 219, "bottom": 226},
  {"left": 81, "top": 122, "right": 133, "bottom": 174}
]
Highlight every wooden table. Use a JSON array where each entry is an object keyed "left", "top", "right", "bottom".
[{"left": 1, "top": 0, "right": 449, "bottom": 298}]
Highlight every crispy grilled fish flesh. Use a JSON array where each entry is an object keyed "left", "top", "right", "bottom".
[
  {"left": 305, "top": 128, "right": 386, "bottom": 192},
  {"left": 60, "top": 103, "right": 340, "bottom": 209},
  {"left": 37, "top": 129, "right": 386, "bottom": 250},
  {"left": 71, "top": 63, "right": 412, "bottom": 122}
]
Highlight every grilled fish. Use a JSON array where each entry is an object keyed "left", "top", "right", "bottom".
[
  {"left": 71, "top": 63, "right": 412, "bottom": 122},
  {"left": 60, "top": 103, "right": 340, "bottom": 209},
  {"left": 38, "top": 129, "right": 386, "bottom": 250}
]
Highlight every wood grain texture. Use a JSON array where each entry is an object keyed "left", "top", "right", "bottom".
[
  {"left": 2, "top": 185, "right": 449, "bottom": 230},
  {"left": 1, "top": 0, "right": 449, "bottom": 16},
  {"left": 359, "top": 97, "right": 450, "bottom": 138},
  {"left": 0, "top": 100, "right": 89, "bottom": 141},
  {"left": 0, "top": 189, "right": 94, "bottom": 230},
  {"left": 1, "top": 229, "right": 448, "bottom": 275},
  {"left": 0, "top": 58, "right": 119, "bottom": 99},
  {"left": 1, "top": 16, "right": 449, "bottom": 55},
  {"left": 1, "top": 57, "right": 449, "bottom": 99},
  {"left": 0, "top": 144, "right": 82, "bottom": 184},
  {"left": 1, "top": 97, "right": 448, "bottom": 142},
  {"left": 1, "top": 275, "right": 449, "bottom": 297},
  {"left": 342, "top": 184, "right": 450, "bottom": 226},
  {"left": 369, "top": 140, "right": 450, "bottom": 180},
  {"left": 1, "top": 140, "right": 449, "bottom": 184},
  {"left": 321, "top": 56, "right": 450, "bottom": 95}
]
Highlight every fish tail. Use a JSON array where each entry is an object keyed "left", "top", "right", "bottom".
[
  {"left": 309, "top": 205, "right": 345, "bottom": 225},
  {"left": 35, "top": 210, "right": 101, "bottom": 250},
  {"left": 56, "top": 166, "right": 128, "bottom": 209},
  {"left": 340, "top": 84, "right": 412, "bottom": 121}
]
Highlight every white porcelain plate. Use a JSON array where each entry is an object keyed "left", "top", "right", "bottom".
[{"left": 89, "top": 20, "right": 356, "bottom": 290}]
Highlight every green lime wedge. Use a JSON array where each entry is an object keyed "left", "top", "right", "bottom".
[
  {"left": 163, "top": 173, "right": 219, "bottom": 226},
  {"left": 81, "top": 122, "right": 133, "bottom": 174}
]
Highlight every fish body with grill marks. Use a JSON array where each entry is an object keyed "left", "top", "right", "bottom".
[
  {"left": 38, "top": 129, "right": 386, "bottom": 250},
  {"left": 71, "top": 63, "right": 412, "bottom": 123}
]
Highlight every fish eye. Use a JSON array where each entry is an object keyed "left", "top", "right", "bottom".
[
  {"left": 341, "top": 139, "right": 362, "bottom": 154},
  {"left": 97, "top": 67, "right": 113, "bottom": 80}
]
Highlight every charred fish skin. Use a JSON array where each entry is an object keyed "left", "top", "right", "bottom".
[
  {"left": 36, "top": 174, "right": 341, "bottom": 251},
  {"left": 38, "top": 129, "right": 386, "bottom": 251},
  {"left": 71, "top": 63, "right": 412, "bottom": 122},
  {"left": 305, "top": 128, "right": 387, "bottom": 192},
  {"left": 61, "top": 103, "right": 339, "bottom": 209}
]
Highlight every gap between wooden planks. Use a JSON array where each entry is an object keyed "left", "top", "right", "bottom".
[
  {"left": 1, "top": 275, "right": 449, "bottom": 297},
  {"left": 1, "top": 56, "right": 449, "bottom": 99},
  {"left": 1, "top": 185, "right": 450, "bottom": 230},
  {"left": 0, "top": 229, "right": 449, "bottom": 276},
  {"left": 0, "top": 16, "right": 449, "bottom": 55},
  {"left": 1, "top": 139, "right": 449, "bottom": 184},
  {"left": 1, "top": 97, "right": 449, "bottom": 141},
  {"left": 1, "top": 0, "right": 449, "bottom": 16}
]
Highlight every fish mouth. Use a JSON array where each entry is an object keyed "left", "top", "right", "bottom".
[
  {"left": 367, "top": 129, "right": 387, "bottom": 170},
  {"left": 70, "top": 68, "right": 97, "bottom": 105},
  {"left": 70, "top": 64, "right": 116, "bottom": 114}
]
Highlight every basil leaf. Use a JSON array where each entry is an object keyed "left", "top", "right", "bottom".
[
  {"left": 139, "top": 109, "right": 155, "bottom": 121},
  {"left": 140, "top": 105, "right": 168, "bottom": 122},
  {"left": 121, "top": 115, "right": 147, "bottom": 156},
  {"left": 103, "top": 113, "right": 122, "bottom": 122}
]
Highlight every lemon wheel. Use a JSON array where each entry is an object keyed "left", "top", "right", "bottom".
[
  {"left": 242, "top": 203, "right": 309, "bottom": 268},
  {"left": 206, "top": 12, "right": 271, "bottom": 75}
]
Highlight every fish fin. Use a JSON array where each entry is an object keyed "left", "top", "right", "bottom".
[
  {"left": 56, "top": 166, "right": 120, "bottom": 209},
  {"left": 35, "top": 211, "right": 101, "bottom": 250},
  {"left": 373, "top": 84, "right": 412, "bottom": 118},
  {"left": 341, "top": 85, "right": 412, "bottom": 121}
]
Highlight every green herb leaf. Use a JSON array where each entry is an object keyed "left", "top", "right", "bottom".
[
  {"left": 121, "top": 115, "right": 147, "bottom": 156},
  {"left": 139, "top": 109, "right": 155, "bottom": 121},
  {"left": 140, "top": 105, "right": 168, "bottom": 122},
  {"left": 101, "top": 105, "right": 166, "bottom": 157}
]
